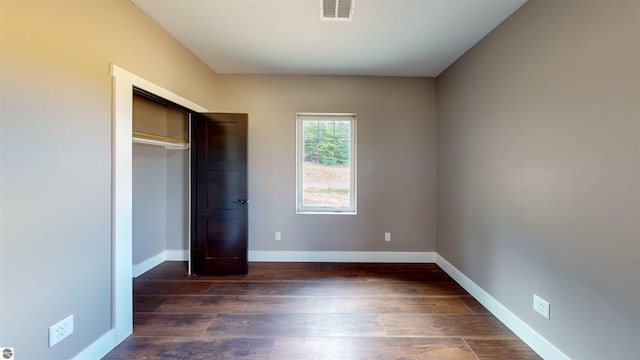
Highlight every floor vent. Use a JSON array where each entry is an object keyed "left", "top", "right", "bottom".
[{"left": 320, "top": 0, "right": 354, "bottom": 21}]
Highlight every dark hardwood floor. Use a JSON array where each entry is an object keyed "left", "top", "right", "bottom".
[{"left": 103, "top": 262, "right": 541, "bottom": 359}]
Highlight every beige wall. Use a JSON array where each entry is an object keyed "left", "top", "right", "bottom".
[
  {"left": 0, "top": 1, "right": 219, "bottom": 358},
  {"left": 215, "top": 75, "right": 437, "bottom": 253},
  {"left": 436, "top": 1, "right": 640, "bottom": 359}
]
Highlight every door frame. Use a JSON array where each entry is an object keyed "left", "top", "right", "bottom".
[{"left": 110, "top": 65, "right": 207, "bottom": 344}]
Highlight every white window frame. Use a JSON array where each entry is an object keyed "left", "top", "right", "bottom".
[{"left": 296, "top": 113, "right": 357, "bottom": 214}]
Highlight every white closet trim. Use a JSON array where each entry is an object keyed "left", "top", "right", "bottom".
[{"left": 110, "top": 64, "right": 207, "bottom": 348}]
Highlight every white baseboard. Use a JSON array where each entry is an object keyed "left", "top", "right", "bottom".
[
  {"left": 249, "top": 251, "right": 435, "bottom": 263},
  {"left": 435, "top": 254, "right": 570, "bottom": 360},
  {"left": 166, "top": 249, "right": 188, "bottom": 261},
  {"left": 72, "top": 329, "right": 116, "bottom": 360},
  {"left": 132, "top": 249, "right": 189, "bottom": 277},
  {"left": 132, "top": 251, "right": 166, "bottom": 278}
]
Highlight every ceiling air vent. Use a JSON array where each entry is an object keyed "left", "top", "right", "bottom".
[{"left": 320, "top": 0, "right": 354, "bottom": 21}]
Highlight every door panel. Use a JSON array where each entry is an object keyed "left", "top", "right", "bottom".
[
  {"left": 206, "top": 171, "right": 239, "bottom": 210},
  {"left": 192, "top": 113, "right": 248, "bottom": 275},
  {"left": 205, "top": 216, "right": 239, "bottom": 254}
]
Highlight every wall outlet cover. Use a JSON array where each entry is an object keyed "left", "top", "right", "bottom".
[
  {"left": 49, "top": 314, "right": 74, "bottom": 347},
  {"left": 533, "top": 294, "right": 550, "bottom": 319}
]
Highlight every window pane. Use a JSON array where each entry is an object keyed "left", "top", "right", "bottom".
[{"left": 297, "top": 114, "right": 356, "bottom": 214}]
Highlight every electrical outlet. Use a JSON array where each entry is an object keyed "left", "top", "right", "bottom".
[
  {"left": 385, "top": 232, "right": 391, "bottom": 242},
  {"left": 533, "top": 294, "right": 550, "bottom": 319},
  {"left": 275, "top": 231, "right": 281, "bottom": 241},
  {"left": 49, "top": 314, "right": 74, "bottom": 347}
]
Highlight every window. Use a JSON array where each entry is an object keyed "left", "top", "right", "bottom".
[{"left": 296, "top": 113, "right": 356, "bottom": 214}]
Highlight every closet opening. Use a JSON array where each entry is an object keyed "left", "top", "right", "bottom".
[{"left": 132, "top": 88, "right": 194, "bottom": 276}]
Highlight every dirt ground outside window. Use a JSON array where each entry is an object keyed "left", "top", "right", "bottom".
[{"left": 303, "top": 161, "right": 350, "bottom": 206}]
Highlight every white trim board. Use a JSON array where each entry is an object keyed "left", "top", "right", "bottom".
[
  {"left": 249, "top": 251, "right": 435, "bottom": 263},
  {"left": 71, "top": 329, "right": 115, "bottom": 360},
  {"left": 132, "top": 252, "right": 166, "bottom": 278},
  {"left": 133, "top": 250, "right": 189, "bottom": 278},
  {"left": 166, "top": 249, "right": 189, "bottom": 261},
  {"left": 110, "top": 64, "right": 207, "bottom": 349},
  {"left": 134, "top": 251, "right": 432, "bottom": 278},
  {"left": 435, "top": 254, "right": 570, "bottom": 360},
  {"left": 111, "top": 66, "right": 207, "bottom": 112}
]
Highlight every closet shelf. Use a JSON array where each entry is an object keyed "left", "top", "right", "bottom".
[{"left": 132, "top": 131, "right": 189, "bottom": 150}]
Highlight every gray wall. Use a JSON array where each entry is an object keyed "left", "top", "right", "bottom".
[
  {"left": 215, "top": 75, "right": 437, "bottom": 252},
  {"left": 133, "top": 144, "right": 189, "bottom": 264},
  {"left": 165, "top": 150, "right": 189, "bottom": 252},
  {"left": 0, "top": 1, "right": 219, "bottom": 359},
  {"left": 436, "top": 1, "right": 640, "bottom": 359},
  {"left": 133, "top": 144, "right": 168, "bottom": 264}
]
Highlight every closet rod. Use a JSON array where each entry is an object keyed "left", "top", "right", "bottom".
[
  {"left": 132, "top": 131, "right": 189, "bottom": 150},
  {"left": 132, "top": 131, "right": 187, "bottom": 144}
]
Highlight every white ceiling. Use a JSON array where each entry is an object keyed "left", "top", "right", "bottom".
[{"left": 131, "top": 0, "right": 527, "bottom": 77}]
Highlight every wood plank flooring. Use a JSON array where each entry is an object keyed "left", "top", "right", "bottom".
[{"left": 103, "top": 262, "right": 541, "bottom": 359}]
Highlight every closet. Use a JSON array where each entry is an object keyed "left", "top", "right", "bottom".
[{"left": 132, "top": 91, "right": 190, "bottom": 276}]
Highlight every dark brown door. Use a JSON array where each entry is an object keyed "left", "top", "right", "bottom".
[{"left": 191, "top": 113, "right": 248, "bottom": 275}]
